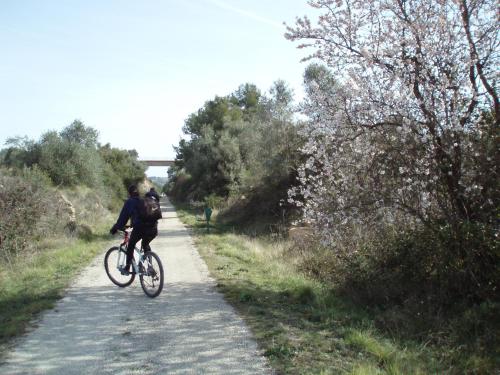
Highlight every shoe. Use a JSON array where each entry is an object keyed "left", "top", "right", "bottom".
[{"left": 118, "top": 266, "right": 131, "bottom": 275}]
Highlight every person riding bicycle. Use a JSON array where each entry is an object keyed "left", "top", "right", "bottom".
[
  {"left": 145, "top": 187, "right": 160, "bottom": 202},
  {"left": 109, "top": 184, "right": 159, "bottom": 275}
]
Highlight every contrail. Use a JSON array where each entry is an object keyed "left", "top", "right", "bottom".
[{"left": 203, "top": 0, "right": 283, "bottom": 29}]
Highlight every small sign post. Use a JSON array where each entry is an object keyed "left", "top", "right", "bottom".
[{"left": 204, "top": 207, "right": 212, "bottom": 233}]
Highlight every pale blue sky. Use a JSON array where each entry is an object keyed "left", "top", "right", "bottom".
[{"left": 0, "top": 0, "right": 316, "bottom": 176}]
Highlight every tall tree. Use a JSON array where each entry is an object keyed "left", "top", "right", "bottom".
[
  {"left": 60, "top": 120, "right": 99, "bottom": 148},
  {"left": 286, "top": 0, "right": 499, "bottom": 238}
]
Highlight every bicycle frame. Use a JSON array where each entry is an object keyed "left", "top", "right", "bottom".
[{"left": 119, "top": 230, "right": 146, "bottom": 275}]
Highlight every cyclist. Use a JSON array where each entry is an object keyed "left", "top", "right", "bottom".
[
  {"left": 145, "top": 187, "right": 160, "bottom": 202},
  {"left": 109, "top": 184, "right": 159, "bottom": 275}
]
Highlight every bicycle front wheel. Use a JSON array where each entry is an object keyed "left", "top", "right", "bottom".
[
  {"left": 104, "top": 246, "right": 135, "bottom": 287},
  {"left": 139, "top": 251, "right": 164, "bottom": 298}
]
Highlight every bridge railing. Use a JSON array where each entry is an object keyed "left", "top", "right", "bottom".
[{"left": 139, "top": 160, "right": 174, "bottom": 167}]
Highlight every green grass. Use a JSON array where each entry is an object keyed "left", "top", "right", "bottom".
[
  {"left": 0, "top": 231, "right": 112, "bottom": 357},
  {"left": 174, "top": 203, "right": 494, "bottom": 374}
]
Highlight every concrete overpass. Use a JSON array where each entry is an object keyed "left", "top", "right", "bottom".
[{"left": 140, "top": 160, "right": 175, "bottom": 167}]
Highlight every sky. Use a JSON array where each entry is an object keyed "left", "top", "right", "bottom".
[{"left": 0, "top": 0, "right": 317, "bottom": 176}]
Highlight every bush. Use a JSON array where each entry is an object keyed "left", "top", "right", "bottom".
[
  {"left": 166, "top": 171, "right": 194, "bottom": 202},
  {"left": 344, "top": 224, "right": 498, "bottom": 307},
  {"left": 0, "top": 168, "right": 65, "bottom": 261},
  {"left": 293, "top": 221, "right": 499, "bottom": 356},
  {"left": 296, "top": 222, "right": 499, "bottom": 307},
  {"left": 218, "top": 173, "right": 298, "bottom": 235},
  {"left": 0, "top": 166, "right": 117, "bottom": 263}
]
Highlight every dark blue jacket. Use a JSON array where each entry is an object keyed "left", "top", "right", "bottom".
[{"left": 114, "top": 196, "right": 142, "bottom": 229}]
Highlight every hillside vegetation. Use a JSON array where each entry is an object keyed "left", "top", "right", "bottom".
[{"left": 0, "top": 120, "right": 146, "bottom": 258}]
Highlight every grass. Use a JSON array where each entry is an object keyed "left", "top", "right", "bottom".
[
  {"left": 0, "top": 229, "right": 112, "bottom": 357},
  {"left": 174, "top": 203, "right": 494, "bottom": 374}
]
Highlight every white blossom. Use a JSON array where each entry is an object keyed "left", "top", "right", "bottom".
[{"left": 286, "top": 0, "right": 498, "bottom": 250}]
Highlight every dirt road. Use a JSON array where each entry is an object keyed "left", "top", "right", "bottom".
[{"left": 1, "top": 199, "right": 270, "bottom": 374}]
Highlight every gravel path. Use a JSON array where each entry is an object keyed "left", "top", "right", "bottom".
[{"left": 1, "top": 198, "right": 271, "bottom": 374}]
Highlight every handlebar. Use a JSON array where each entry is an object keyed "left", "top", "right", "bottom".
[
  {"left": 115, "top": 226, "right": 132, "bottom": 244},
  {"left": 116, "top": 224, "right": 131, "bottom": 232}
]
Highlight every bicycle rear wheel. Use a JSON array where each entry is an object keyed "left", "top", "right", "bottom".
[
  {"left": 104, "top": 246, "right": 135, "bottom": 287},
  {"left": 139, "top": 251, "right": 164, "bottom": 298}
]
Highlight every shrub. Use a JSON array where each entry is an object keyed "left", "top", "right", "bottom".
[
  {"left": 0, "top": 168, "right": 65, "bottom": 261},
  {"left": 218, "top": 173, "right": 298, "bottom": 235},
  {"left": 294, "top": 221, "right": 499, "bottom": 352},
  {"left": 166, "top": 171, "right": 193, "bottom": 202}
]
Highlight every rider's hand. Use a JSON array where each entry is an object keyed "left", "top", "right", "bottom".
[{"left": 109, "top": 226, "right": 117, "bottom": 235}]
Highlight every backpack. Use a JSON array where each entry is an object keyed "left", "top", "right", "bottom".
[{"left": 138, "top": 197, "right": 162, "bottom": 223}]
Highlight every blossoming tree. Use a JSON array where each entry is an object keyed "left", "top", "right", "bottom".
[{"left": 286, "top": 0, "right": 498, "bottom": 250}]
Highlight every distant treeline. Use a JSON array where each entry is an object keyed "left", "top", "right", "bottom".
[{"left": 1, "top": 120, "right": 145, "bottom": 205}]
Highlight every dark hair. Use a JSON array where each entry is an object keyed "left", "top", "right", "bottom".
[{"left": 128, "top": 184, "right": 139, "bottom": 196}]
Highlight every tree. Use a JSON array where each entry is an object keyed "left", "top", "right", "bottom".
[
  {"left": 1, "top": 136, "right": 40, "bottom": 169},
  {"left": 268, "top": 79, "right": 294, "bottom": 122},
  {"left": 0, "top": 121, "right": 146, "bottom": 194},
  {"left": 98, "top": 144, "right": 146, "bottom": 193},
  {"left": 231, "top": 83, "right": 261, "bottom": 110},
  {"left": 37, "top": 130, "right": 103, "bottom": 187},
  {"left": 183, "top": 96, "right": 240, "bottom": 137},
  {"left": 286, "top": 0, "right": 499, "bottom": 239},
  {"left": 60, "top": 120, "right": 99, "bottom": 148}
]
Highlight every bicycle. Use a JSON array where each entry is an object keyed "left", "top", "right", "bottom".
[{"left": 104, "top": 228, "right": 164, "bottom": 298}]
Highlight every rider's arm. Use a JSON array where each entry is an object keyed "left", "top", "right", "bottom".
[{"left": 113, "top": 199, "right": 134, "bottom": 230}]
